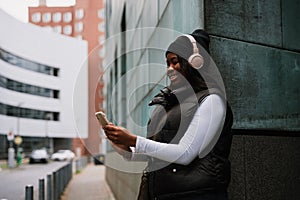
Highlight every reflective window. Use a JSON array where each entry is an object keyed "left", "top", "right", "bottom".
[
  {"left": 76, "top": 35, "right": 83, "bottom": 40},
  {"left": 0, "top": 48, "right": 59, "bottom": 77},
  {"left": 42, "top": 12, "right": 51, "bottom": 23},
  {"left": 98, "top": 35, "right": 105, "bottom": 45},
  {"left": 0, "top": 102, "right": 60, "bottom": 121},
  {"left": 53, "top": 25, "right": 62, "bottom": 33},
  {"left": 75, "top": 9, "right": 84, "bottom": 19},
  {"left": 63, "top": 12, "right": 72, "bottom": 23},
  {"left": 63, "top": 25, "right": 72, "bottom": 35},
  {"left": 31, "top": 12, "right": 41, "bottom": 23},
  {"left": 0, "top": 75, "right": 60, "bottom": 99},
  {"left": 53, "top": 12, "right": 62, "bottom": 23},
  {"left": 98, "top": 22, "right": 105, "bottom": 32},
  {"left": 99, "top": 48, "right": 105, "bottom": 58},
  {"left": 74, "top": 22, "right": 83, "bottom": 32},
  {"left": 98, "top": 9, "right": 105, "bottom": 19}
]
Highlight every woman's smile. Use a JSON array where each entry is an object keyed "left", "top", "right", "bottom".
[{"left": 167, "top": 71, "right": 177, "bottom": 81}]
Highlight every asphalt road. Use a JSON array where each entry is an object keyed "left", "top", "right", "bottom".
[{"left": 0, "top": 161, "right": 69, "bottom": 200}]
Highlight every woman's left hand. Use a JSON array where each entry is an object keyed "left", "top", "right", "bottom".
[{"left": 103, "top": 124, "right": 137, "bottom": 147}]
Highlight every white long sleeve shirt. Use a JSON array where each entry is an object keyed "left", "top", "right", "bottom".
[{"left": 127, "top": 94, "right": 226, "bottom": 166}]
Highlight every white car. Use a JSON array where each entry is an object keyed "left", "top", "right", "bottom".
[
  {"left": 51, "top": 150, "right": 75, "bottom": 161},
  {"left": 29, "top": 149, "right": 49, "bottom": 164}
]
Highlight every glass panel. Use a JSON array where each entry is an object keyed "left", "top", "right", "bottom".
[
  {"left": 75, "top": 22, "right": 83, "bottom": 32},
  {"left": 98, "top": 9, "right": 105, "bottom": 18},
  {"left": 32, "top": 12, "right": 41, "bottom": 23},
  {"left": 63, "top": 25, "right": 72, "bottom": 35},
  {"left": 53, "top": 25, "right": 62, "bottom": 33},
  {"left": 63, "top": 12, "right": 72, "bottom": 23},
  {"left": 42, "top": 12, "right": 51, "bottom": 23},
  {"left": 0, "top": 48, "right": 59, "bottom": 77},
  {"left": 75, "top": 9, "right": 84, "bottom": 19},
  {"left": 0, "top": 102, "right": 60, "bottom": 121},
  {"left": 53, "top": 12, "right": 62, "bottom": 23},
  {"left": 98, "top": 22, "right": 105, "bottom": 32}
]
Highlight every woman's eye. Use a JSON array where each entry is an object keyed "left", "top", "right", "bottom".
[
  {"left": 172, "top": 60, "right": 178, "bottom": 65},
  {"left": 166, "top": 58, "right": 178, "bottom": 67}
]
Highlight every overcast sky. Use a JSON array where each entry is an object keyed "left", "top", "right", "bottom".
[{"left": 0, "top": 0, "right": 75, "bottom": 22}]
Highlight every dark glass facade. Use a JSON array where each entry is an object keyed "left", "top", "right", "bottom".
[
  {"left": 0, "top": 102, "right": 59, "bottom": 121},
  {"left": 0, "top": 48, "right": 59, "bottom": 76},
  {"left": 0, "top": 75, "right": 59, "bottom": 99}
]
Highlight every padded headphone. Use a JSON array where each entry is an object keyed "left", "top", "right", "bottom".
[{"left": 184, "top": 34, "right": 204, "bottom": 69}]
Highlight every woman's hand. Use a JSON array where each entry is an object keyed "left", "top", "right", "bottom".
[{"left": 103, "top": 124, "right": 137, "bottom": 147}]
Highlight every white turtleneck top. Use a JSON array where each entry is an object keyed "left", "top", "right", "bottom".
[{"left": 123, "top": 94, "right": 226, "bottom": 166}]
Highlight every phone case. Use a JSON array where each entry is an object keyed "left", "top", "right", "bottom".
[{"left": 95, "top": 111, "right": 110, "bottom": 126}]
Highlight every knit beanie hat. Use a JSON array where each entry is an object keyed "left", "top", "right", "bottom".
[{"left": 165, "top": 29, "right": 210, "bottom": 60}]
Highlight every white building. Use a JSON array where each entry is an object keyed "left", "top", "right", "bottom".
[{"left": 0, "top": 9, "right": 88, "bottom": 156}]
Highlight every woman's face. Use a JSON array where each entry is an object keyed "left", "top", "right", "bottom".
[{"left": 166, "top": 52, "right": 186, "bottom": 87}]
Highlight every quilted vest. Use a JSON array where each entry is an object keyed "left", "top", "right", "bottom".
[{"left": 146, "top": 87, "right": 233, "bottom": 199}]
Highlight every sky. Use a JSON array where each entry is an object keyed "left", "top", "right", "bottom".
[{"left": 0, "top": 0, "right": 75, "bottom": 23}]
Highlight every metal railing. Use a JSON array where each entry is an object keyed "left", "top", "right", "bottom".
[
  {"left": 25, "top": 156, "right": 89, "bottom": 200},
  {"left": 25, "top": 162, "right": 72, "bottom": 200}
]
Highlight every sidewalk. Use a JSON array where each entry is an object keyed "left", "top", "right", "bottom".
[{"left": 61, "top": 163, "right": 115, "bottom": 200}]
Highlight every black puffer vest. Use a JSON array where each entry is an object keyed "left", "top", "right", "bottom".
[{"left": 146, "top": 87, "right": 233, "bottom": 199}]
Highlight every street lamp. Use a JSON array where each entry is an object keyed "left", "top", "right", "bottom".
[
  {"left": 8, "top": 102, "right": 24, "bottom": 168},
  {"left": 16, "top": 102, "right": 24, "bottom": 167},
  {"left": 16, "top": 102, "right": 24, "bottom": 138}
]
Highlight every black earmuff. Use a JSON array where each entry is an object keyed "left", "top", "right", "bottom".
[{"left": 184, "top": 34, "right": 204, "bottom": 69}]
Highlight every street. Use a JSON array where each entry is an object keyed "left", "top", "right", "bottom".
[{"left": 0, "top": 161, "right": 69, "bottom": 200}]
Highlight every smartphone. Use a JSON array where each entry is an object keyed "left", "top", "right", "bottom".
[{"left": 95, "top": 111, "right": 110, "bottom": 126}]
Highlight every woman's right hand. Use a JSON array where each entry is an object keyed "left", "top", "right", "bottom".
[{"left": 103, "top": 124, "right": 137, "bottom": 147}]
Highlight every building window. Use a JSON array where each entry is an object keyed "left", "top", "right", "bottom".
[
  {"left": 53, "top": 25, "right": 62, "bottom": 33},
  {"left": 0, "top": 102, "right": 60, "bottom": 121},
  {"left": 0, "top": 75, "right": 60, "bottom": 99},
  {"left": 99, "top": 48, "right": 105, "bottom": 58},
  {"left": 63, "top": 12, "right": 72, "bottom": 23},
  {"left": 76, "top": 35, "right": 83, "bottom": 40},
  {"left": 31, "top": 12, "right": 41, "bottom": 23},
  {"left": 42, "top": 12, "right": 51, "bottom": 23},
  {"left": 98, "top": 35, "right": 105, "bottom": 45},
  {"left": 63, "top": 25, "right": 72, "bottom": 35},
  {"left": 98, "top": 9, "right": 105, "bottom": 19},
  {"left": 98, "top": 22, "right": 105, "bottom": 32},
  {"left": 0, "top": 48, "right": 59, "bottom": 77},
  {"left": 74, "top": 22, "right": 83, "bottom": 32},
  {"left": 75, "top": 9, "right": 84, "bottom": 19},
  {"left": 53, "top": 12, "right": 62, "bottom": 23}
]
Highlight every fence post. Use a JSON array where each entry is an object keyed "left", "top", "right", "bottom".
[
  {"left": 39, "top": 178, "right": 45, "bottom": 200},
  {"left": 53, "top": 171, "right": 57, "bottom": 200},
  {"left": 25, "top": 185, "right": 34, "bottom": 200},
  {"left": 47, "top": 173, "right": 52, "bottom": 200}
]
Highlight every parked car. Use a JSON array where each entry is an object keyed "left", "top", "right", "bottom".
[
  {"left": 29, "top": 148, "right": 49, "bottom": 164},
  {"left": 51, "top": 150, "right": 75, "bottom": 161}
]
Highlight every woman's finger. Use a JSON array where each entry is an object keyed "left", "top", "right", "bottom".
[{"left": 103, "top": 124, "right": 118, "bottom": 131}]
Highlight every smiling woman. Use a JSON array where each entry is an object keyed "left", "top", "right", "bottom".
[{"left": 101, "top": 29, "right": 234, "bottom": 200}]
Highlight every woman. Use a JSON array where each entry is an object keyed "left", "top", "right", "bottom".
[{"left": 103, "top": 29, "right": 233, "bottom": 200}]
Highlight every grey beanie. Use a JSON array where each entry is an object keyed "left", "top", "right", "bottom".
[{"left": 165, "top": 29, "right": 210, "bottom": 60}]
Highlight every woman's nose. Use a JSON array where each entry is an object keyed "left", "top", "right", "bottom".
[
  {"left": 167, "top": 64, "right": 175, "bottom": 70},
  {"left": 167, "top": 66, "right": 174, "bottom": 74}
]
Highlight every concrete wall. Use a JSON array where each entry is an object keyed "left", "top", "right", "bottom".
[
  {"left": 229, "top": 132, "right": 300, "bottom": 200},
  {"left": 205, "top": 0, "right": 300, "bottom": 130},
  {"left": 205, "top": 0, "right": 300, "bottom": 199}
]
